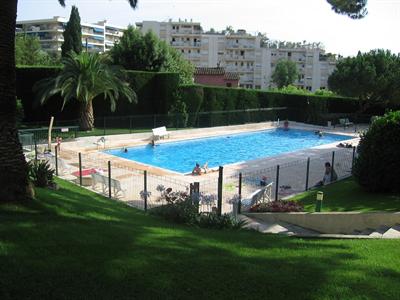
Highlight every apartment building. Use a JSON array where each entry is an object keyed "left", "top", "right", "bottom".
[
  {"left": 136, "top": 20, "right": 336, "bottom": 90},
  {"left": 16, "top": 16, "right": 125, "bottom": 54},
  {"left": 16, "top": 17, "right": 336, "bottom": 91}
]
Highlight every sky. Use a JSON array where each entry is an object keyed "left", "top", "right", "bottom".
[{"left": 17, "top": 0, "right": 400, "bottom": 57}]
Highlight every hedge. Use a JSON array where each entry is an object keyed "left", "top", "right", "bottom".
[
  {"left": 16, "top": 67, "right": 180, "bottom": 122},
  {"left": 180, "top": 85, "right": 361, "bottom": 125}
]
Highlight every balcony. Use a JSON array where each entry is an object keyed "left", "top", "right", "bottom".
[
  {"left": 170, "top": 41, "right": 201, "bottom": 47},
  {"left": 225, "top": 55, "right": 255, "bottom": 61}
]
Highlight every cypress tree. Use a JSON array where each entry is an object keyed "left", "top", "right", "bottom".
[{"left": 61, "top": 5, "right": 82, "bottom": 57}]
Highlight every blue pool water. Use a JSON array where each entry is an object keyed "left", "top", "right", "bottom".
[{"left": 106, "top": 129, "right": 351, "bottom": 173}]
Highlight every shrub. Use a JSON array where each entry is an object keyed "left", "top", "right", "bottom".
[
  {"left": 149, "top": 190, "right": 198, "bottom": 224},
  {"left": 353, "top": 111, "right": 400, "bottom": 192},
  {"left": 197, "top": 213, "right": 245, "bottom": 230},
  {"left": 28, "top": 160, "right": 55, "bottom": 188},
  {"left": 250, "top": 200, "right": 304, "bottom": 212}
]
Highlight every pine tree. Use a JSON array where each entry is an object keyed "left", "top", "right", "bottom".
[{"left": 61, "top": 5, "right": 82, "bottom": 57}]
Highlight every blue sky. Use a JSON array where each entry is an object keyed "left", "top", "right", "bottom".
[{"left": 17, "top": 0, "right": 400, "bottom": 57}]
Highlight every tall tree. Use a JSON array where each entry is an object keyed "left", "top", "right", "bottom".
[
  {"left": 61, "top": 5, "right": 82, "bottom": 57},
  {"left": 35, "top": 52, "right": 137, "bottom": 131},
  {"left": 110, "top": 26, "right": 194, "bottom": 84},
  {"left": 328, "top": 49, "right": 400, "bottom": 109},
  {"left": 111, "top": 26, "right": 168, "bottom": 71},
  {"left": 271, "top": 59, "right": 299, "bottom": 88},
  {"left": 0, "top": 0, "right": 137, "bottom": 202}
]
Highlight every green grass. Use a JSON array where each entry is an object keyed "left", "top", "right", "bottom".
[
  {"left": 1, "top": 179, "right": 400, "bottom": 299},
  {"left": 291, "top": 177, "right": 400, "bottom": 212}
]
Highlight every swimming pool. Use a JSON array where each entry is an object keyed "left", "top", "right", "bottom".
[{"left": 106, "top": 129, "right": 352, "bottom": 173}]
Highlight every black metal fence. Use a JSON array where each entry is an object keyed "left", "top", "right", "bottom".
[{"left": 35, "top": 146, "right": 356, "bottom": 216}]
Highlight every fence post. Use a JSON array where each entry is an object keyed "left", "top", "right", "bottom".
[
  {"left": 144, "top": 170, "right": 148, "bottom": 212},
  {"left": 217, "top": 166, "right": 223, "bottom": 216},
  {"left": 331, "top": 151, "right": 335, "bottom": 182},
  {"left": 108, "top": 161, "right": 112, "bottom": 199},
  {"left": 238, "top": 173, "right": 242, "bottom": 214},
  {"left": 193, "top": 182, "right": 200, "bottom": 208},
  {"left": 305, "top": 157, "right": 310, "bottom": 191},
  {"left": 78, "top": 153, "right": 82, "bottom": 186},
  {"left": 352, "top": 146, "right": 356, "bottom": 168},
  {"left": 103, "top": 117, "right": 106, "bottom": 136},
  {"left": 34, "top": 138, "right": 38, "bottom": 163},
  {"left": 275, "top": 165, "right": 280, "bottom": 201},
  {"left": 55, "top": 145, "right": 58, "bottom": 176}
]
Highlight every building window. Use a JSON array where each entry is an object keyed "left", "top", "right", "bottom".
[
  {"left": 240, "top": 50, "right": 244, "bottom": 56},
  {"left": 288, "top": 52, "right": 292, "bottom": 57},
  {"left": 181, "top": 49, "right": 184, "bottom": 53},
  {"left": 236, "top": 39, "right": 239, "bottom": 43},
  {"left": 197, "top": 50, "right": 200, "bottom": 53},
  {"left": 241, "top": 62, "right": 244, "bottom": 66},
  {"left": 188, "top": 50, "right": 191, "bottom": 53},
  {"left": 226, "top": 82, "right": 232, "bottom": 87}
]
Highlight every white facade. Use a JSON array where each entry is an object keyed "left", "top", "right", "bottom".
[
  {"left": 17, "top": 17, "right": 336, "bottom": 91},
  {"left": 137, "top": 20, "right": 336, "bottom": 91},
  {"left": 16, "top": 16, "right": 125, "bottom": 54}
]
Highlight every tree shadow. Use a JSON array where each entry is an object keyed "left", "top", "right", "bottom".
[{"left": 1, "top": 184, "right": 400, "bottom": 299}]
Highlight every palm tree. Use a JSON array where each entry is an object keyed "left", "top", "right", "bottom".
[
  {"left": 0, "top": 0, "right": 137, "bottom": 201},
  {"left": 35, "top": 52, "right": 137, "bottom": 131}
]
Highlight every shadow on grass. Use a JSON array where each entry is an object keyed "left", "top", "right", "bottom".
[{"left": 1, "top": 179, "right": 400, "bottom": 299}]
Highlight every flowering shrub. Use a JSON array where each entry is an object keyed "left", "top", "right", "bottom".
[
  {"left": 150, "top": 189, "right": 244, "bottom": 229},
  {"left": 250, "top": 200, "right": 303, "bottom": 213}
]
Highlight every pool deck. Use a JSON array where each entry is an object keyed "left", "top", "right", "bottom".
[{"left": 59, "top": 121, "right": 362, "bottom": 182}]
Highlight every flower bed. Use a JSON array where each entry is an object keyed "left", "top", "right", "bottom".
[{"left": 250, "top": 200, "right": 304, "bottom": 213}]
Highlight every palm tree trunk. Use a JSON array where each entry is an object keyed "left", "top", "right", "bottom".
[
  {"left": 79, "top": 100, "right": 95, "bottom": 131},
  {"left": 0, "top": 0, "right": 30, "bottom": 202}
]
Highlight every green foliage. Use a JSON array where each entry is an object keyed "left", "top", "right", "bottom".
[
  {"left": 328, "top": 49, "right": 400, "bottom": 108},
  {"left": 197, "top": 213, "right": 245, "bottom": 229},
  {"left": 150, "top": 191, "right": 199, "bottom": 224},
  {"left": 110, "top": 26, "right": 168, "bottom": 71},
  {"left": 28, "top": 160, "right": 55, "bottom": 188},
  {"left": 327, "top": 0, "right": 368, "bottom": 19},
  {"left": 110, "top": 26, "right": 194, "bottom": 85},
  {"left": 16, "top": 99, "right": 24, "bottom": 125},
  {"left": 271, "top": 59, "right": 298, "bottom": 88},
  {"left": 269, "top": 84, "right": 311, "bottom": 95},
  {"left": 353, "top": 111, "right": 400, "bottom": 192},
  {"left": 314, "top": 88, "right": 337, "bottom": 96},
  {"left": 15, "top": 34, "right": 58, "bottom": 66},
  {"left": 61, "top": 6, "right": 82, "bottom": 57},
  {"left": 180, "top": 85, "right": 359, "bottom": 125},
  {"left": 33, "top": 52, "right": 136, "bottom": 130},
  {"left": 16, "top": 67, "right": 179, "bottom": 122},
  {"left": 164, "top": 47, "right": 194, "bottom": 85},
  {"left": 168, "top": 92, "right": 188, "bottom": 127}
]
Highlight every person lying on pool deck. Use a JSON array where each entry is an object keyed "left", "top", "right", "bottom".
[{"left": 192, "top": 163, "right": 202, "bottom": 175}]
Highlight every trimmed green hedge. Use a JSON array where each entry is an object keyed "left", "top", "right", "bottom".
[
  {"left": 180, "top": 85, "right": 360, "bottom": 125},
  {"left": 16, "top": 66, "right": 180, "bottom": 122}
]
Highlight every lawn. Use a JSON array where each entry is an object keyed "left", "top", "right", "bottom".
[
  {"left": 1, "top": 179, "right": 400, "bottom": 299},
  {"left": 291, "top": 177, "right": 400, "bottom": 212}
]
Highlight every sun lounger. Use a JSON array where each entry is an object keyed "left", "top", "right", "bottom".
[
  {"left": 91, "top": 173, "right": 125, "bottom": 198},
  {"left": 339, "top": 118, "right": 353, "bottom": 128},
  {"left": 241, "top": 182, "right": 273, "bottom": 209},
  {"left": 152, "top": 126, "right": 170, "bottom": 140}
]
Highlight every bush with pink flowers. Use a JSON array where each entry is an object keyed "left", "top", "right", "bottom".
[{"left": 250, "top": 200, "right": 303, "bottom": 213}]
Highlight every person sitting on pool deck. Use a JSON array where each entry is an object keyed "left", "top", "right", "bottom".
[{"left": 192, "top": 163, "right": 202, "bottom": 175}]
